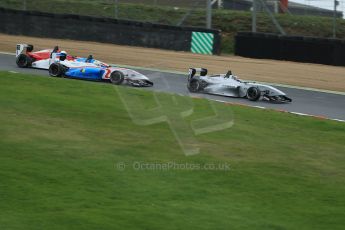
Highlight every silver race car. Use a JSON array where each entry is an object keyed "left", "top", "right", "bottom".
[{"left": 187, "top": 68, "right": 292, "bottom": 103}]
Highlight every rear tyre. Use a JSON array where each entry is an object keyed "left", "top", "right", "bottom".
[
  {"left": 246, "top": 87, "right": 261, "bottom": 101},
  {"left": 110, "top": 71, "right": 124, "bottom": 85},
  {"left": 16, "top": 54, "right": 29, "bottom": 68},
  {"left": 49, "top": 63, "right": 65, "bottom": 77},
  {"left": 187, "top": 79, "right": 201, "bottom": 92}
]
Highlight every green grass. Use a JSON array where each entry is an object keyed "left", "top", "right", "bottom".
[
  {"left": 1, "top": 0, "right": 345, "bottom": 53},
  {"left": 0, "top": 71, "right": 344, "bottom": 229}
]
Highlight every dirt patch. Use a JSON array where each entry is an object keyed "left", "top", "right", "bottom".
[{"left": 1, "top": 33, "right": 344, "bottom": 92}]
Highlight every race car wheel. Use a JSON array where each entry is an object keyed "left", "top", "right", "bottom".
[
  {"left": 110, "top": 71, "right": 124, "bottom": 85},
  {"left": 26, "top": 44, "right": 34, "bottom": 52},
  {"left": 49, "top": 63, "right": 64, "bottom": 77},
  {"left": 188, "top": 79, "right": 201, "bottom": 92},
  {"left": 246, "top": 87, "right": 261, "bottom": 101},
  {"left": 16, "top": 54, "right": 29, "bottom": 68}
]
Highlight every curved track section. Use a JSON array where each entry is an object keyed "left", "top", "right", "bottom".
[{"left": 1, "top": 53, "right": 344, "bottom": 121}]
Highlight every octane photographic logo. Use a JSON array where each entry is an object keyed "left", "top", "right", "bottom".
[
  {"left": 115, "top": 161, "right": 231, "bottom": 172},
  {"left": 114, "top": 71, "right": 234, "bottom": 156}
]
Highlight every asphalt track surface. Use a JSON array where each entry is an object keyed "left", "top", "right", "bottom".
[{"left": 0, "top": 53, "right": 344, "bottom": 121}]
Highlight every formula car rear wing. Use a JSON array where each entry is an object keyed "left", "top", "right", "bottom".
[
  {"left": 188, "top": 68, "right": 207, "bottom": 80},
  {"left": 16, "top": 44, "right": 34, "bottom": 57}
]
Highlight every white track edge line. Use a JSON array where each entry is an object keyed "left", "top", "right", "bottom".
[{"left": 208, "top": 98, "right": 345, "bottom": 123}]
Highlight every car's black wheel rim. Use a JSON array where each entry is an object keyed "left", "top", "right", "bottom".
[
  {"left": 189, "top": 80, "right": 199, "bottom": 92},
  {"left": 111, "top": 73, "right": 120, "bottom": 81},
  {"left": 49, "top": 64, "right": 62, "bottom": 77},
  {"left": 248, "top": 88, "right": 258, "bottom": 98},
  {"left": 110, "top": 72, "right": 124, "bottom": 84},
  {"left": 17, "top": 56, "right": 27, "bottom": 67},
  {"left": 51, "top": 66, "right": 59, "bottom": 76}
]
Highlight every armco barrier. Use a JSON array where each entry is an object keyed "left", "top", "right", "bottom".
[
  {"left": 0, "top": 7, "right": 221, "bottom": 55},
  {"left": 235, "top": 32, "right": 345, "bottom": 66}
]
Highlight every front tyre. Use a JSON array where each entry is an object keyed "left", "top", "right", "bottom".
[
  {"left": 16, "top": 54, "right": 30, "bottom": 68},
  {"left": 110, "top": 71, "right": 124, "bottom": 85},
  {"left": 187, "top": 79, "right": 201, "bottom": 92},
  {"left": 246, "top": 87, "right": 261, "bottom": 101},
  {"left": 49, "top": 63, "right": 65, "bottom": 77}
]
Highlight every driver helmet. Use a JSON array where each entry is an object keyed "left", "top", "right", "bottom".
[
  {"left": 86, "top": 55, "right": 93, "bottom": 63},
  {"left": 59, "top": 51, "right": 67, "bottom": 61}
]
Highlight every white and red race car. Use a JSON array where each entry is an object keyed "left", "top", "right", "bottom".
[{"left": 15, "top": 44, "right": 75, "bottom": 69}]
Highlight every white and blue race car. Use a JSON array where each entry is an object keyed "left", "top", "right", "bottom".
[{"left": 48, "top": 52, "right": 153, "bottom": 87}]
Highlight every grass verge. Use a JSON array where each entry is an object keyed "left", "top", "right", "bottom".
[{"left": 0, "top": 71, "right": 344, "bottom": 229}]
